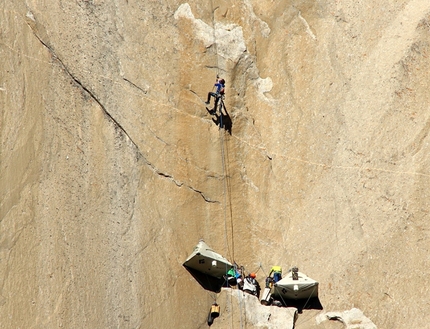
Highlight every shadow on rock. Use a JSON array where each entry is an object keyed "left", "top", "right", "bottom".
[
  {"left": 276, "top": 297, "right": 323, "bottom": 313},
  {"left": 207, "top": 104, "right": 232, "bottom": 134},
  {"left": 183, "top": 265, "right": 227, "bottom": 293}
]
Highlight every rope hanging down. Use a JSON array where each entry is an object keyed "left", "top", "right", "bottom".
[
  {"left": 209, "top": 3, "right": 241, "bottom": 328},
  {"left": 220, "top": 113, "right": 232, "bottom": 260},
  {"left": 209, "top": 0, "right": 232, "bottom": 262}
]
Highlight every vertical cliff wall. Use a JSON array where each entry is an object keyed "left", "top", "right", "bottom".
[{"left": 1, "top": 0, "right": 430, "bottom": 328}]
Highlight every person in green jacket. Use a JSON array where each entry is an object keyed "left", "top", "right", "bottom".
[{"left": 226, "top": 265, "right": 240, "bottom": 286}]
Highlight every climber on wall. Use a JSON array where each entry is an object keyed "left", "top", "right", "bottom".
[
  {"left": 226, "top": 266, "right": 238, "bottom": 286},
  {"left": 205, "top": 76, "right": 225, "bottom": 113},
  {"left": 243, "top": 272, "right": 260, "bottom": 298},
  {"left": 269, "top": 266, "right": 283, "bottom": 283}
]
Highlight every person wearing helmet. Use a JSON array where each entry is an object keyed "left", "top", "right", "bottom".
[
  {"left": 243, "top": 272, "right": 260, "bottom": 297},
  {"left": 226, "top": 265, "right": 238, "bottom": 286},
  {"left": 205, "top": 77, "right": 225, "bottom": 113}
]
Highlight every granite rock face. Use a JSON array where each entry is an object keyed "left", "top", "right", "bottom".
[
  {"left": 1, "top": 0, "right": 430, "bottom": 328},
  {"left": 316, "top": 308, "right": 377, "bottom": 329}
]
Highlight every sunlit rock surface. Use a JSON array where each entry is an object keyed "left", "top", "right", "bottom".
[
  {"left": 1, "top": 0, "right": 430, "bottom": 328},
  {"left": 316, "top": 308, "right": 377, "bottom": 329}
]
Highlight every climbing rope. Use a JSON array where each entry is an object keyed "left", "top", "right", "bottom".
[
  {"left": 219, "top": 95, "right": 237, "bottom": 329},
  {"left": 208, "top": 0, "right": 233, "bottom": 267},
  {"left": 208, "top": 4, "right": 242, "bottom": 329},
  {"left": 219, "top": 103, "right": 232, "bottom": 260}
]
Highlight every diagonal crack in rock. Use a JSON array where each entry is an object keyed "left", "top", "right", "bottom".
[
  {"left": 28, "top": 25, "right": 140, "bottom": 152},
  {"left": 28, "top": 22, "right": 219, "bottom": 203}
]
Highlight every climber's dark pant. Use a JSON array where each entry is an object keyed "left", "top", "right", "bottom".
[{"left": 206, "top": 92, "right": 222, "bottom": 110}]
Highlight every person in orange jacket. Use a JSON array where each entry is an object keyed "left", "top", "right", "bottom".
[{"left": 243, "top": 272, "right": 260, "bottom": 297}]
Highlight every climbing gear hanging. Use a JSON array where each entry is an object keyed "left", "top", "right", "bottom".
[
  {"left": 207, "top": 302, "right": 220, "bottom": 326},
  {"left": 210, "top": 303, "right": 220, "bottom": 318}
]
